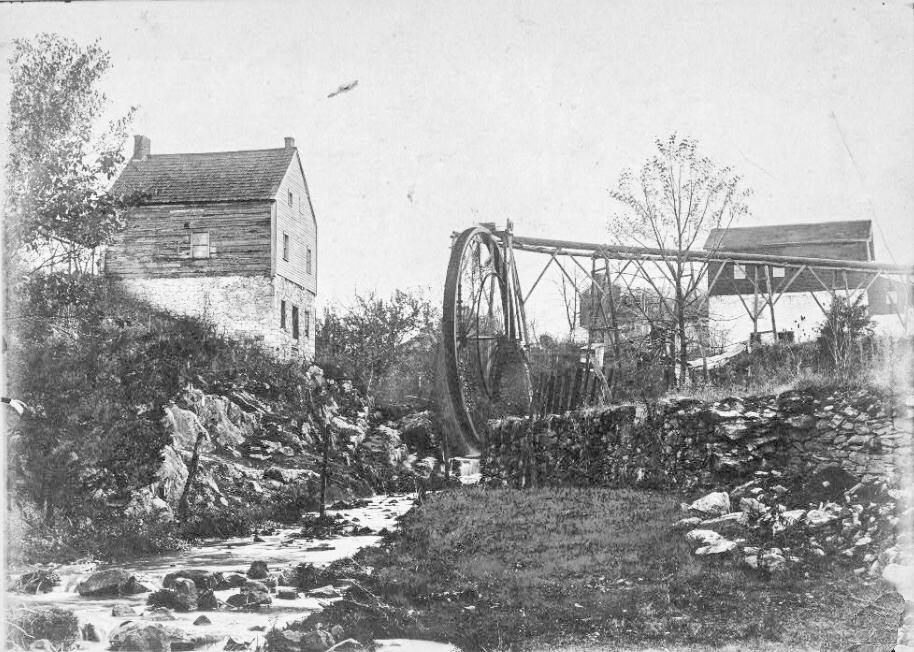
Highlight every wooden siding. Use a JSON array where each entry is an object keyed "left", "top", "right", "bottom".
[
  {"left": 708, "top": 262, "right": 875, "bottom": 297},
  {"left": 274, "top": 153, "right": 317, "bottom": 294},
  {"left": 106, "top": 201, "right": 272, "bottom": 278}
]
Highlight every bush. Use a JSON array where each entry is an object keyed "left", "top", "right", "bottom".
[
  {"left": 7, "top": 607, "right": 79, "bottom": 650},
  {"left": 7, "top": 509, "right": 185, "bottom": 564},
  {"left": 180, "top": 504, "right": 265, "bottom": 539},
  {"left": 270, "top": 482, "right": 320, "bottom": 523}
]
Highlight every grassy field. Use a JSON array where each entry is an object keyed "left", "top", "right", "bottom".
[{"left": 330, "top": 487, "right": 901, "bottom": 651}]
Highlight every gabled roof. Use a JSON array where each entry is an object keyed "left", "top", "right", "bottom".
[
  {"left": 110, "top": 148, "right": 296, "bottom": 204},
  {"left": 703, "top": 220, "right": 872, "bottom": 251}
]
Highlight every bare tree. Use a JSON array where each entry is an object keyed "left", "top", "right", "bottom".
[
  {"left": 608, "top": 135, "right": 751, "bottom": 384},
  {"left": 553, "top": 266, "right": 588, "bottom": 335}
]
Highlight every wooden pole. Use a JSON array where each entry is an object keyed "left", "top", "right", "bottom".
[
  {"left": 765, "top": 265, "right": 778, "bottom": 343},
  {"left": 752, "top": 266, "right": 759, "bottom": 343}
]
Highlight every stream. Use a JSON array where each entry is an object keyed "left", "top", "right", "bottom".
[{"left": 7, "top": 482, "right": 474, "bottom": 651}]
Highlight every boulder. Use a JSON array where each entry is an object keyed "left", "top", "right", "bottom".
[
  {"left": 144, "top": 608, "right": 176, "bottom": 621},
  {"left": 192, "top": 616, "right": 211, "bottom": 626},
  {"left": 688, "top": 492, "right": 730, "bottom": 516},
  {"left": 76, "top": 568, "right": 131, "bottom": 596},
  {"left": 197, "top": 589, "right": 219, "bottom": 611},
  {"left": 247, "top": 561, "right": 269, "bottom": 579},
  {"left": 215, "top": 572, "right": 248, "bottom": 590},
  {"left": 269, "top": 630, "right": 305, "bottom": 652},
  {"left": 112, "top": 605, "right": 137, "bottom": 618},
  {"left": 109, "top": 622, "right": 191, "bottom": 651},
  {"left": 277, "top": 588, "right": 299, "bottom": 600},
  {"left": 163, "top": 569, "right": 221, "bottom": 592},
  {"left": 302, "top": 629, "right": 336, "bottom": 651},
  {"left": 120, "top": 575, "right": 154, "bottom": 595},
  {"left": 147, "top": 585, "right": 197, "bottom": 612},
  {"left": 243, "top": 580, "right": 269, "bottom": 593},
  {"left": 226, "top": 591, "right": 272, "bottom": 609},
  {"left": 81, "top": 623, "right": 101, "bottom": 642},
  {"left": 758, "top": 548, "right": 787, "bottom": 573},
  {"left": 307, "top": 585, "right": 342, "bottom": 599}
]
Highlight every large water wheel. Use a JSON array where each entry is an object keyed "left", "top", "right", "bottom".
[{"left": 442, "top": 225, "right": 532, "bottom": 447}]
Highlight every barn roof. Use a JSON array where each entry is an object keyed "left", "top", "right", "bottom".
[
  {"left": 110, "top": 147, "right": 296, "bottom": 204},
  {"left": 703, "top": 220, "right": 872, "bottom": 252}
]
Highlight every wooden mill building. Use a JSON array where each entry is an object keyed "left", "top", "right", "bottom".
[
  {"left": 703, "top": 220, "right": 910, "bottom": 345},
  {"left": 106, "top": 135, "right": 318, "bottom": 359}
]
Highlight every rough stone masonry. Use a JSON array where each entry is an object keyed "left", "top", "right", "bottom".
[{"left": 483, "top": 386, "right": 913, "bottom": 491}]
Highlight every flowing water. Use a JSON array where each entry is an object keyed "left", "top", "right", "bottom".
[{"left": 7, "top": 494, "right": 459, "bottom": 651}]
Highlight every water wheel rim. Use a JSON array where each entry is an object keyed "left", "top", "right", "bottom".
[{"left": 442, "top": 226, "right": 530, "bottom": 447}]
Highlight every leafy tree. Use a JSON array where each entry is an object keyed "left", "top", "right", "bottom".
[
  {"left": 4, "top": 35, "right": 150, "bottom": 525},
  {"left": 608, "top": 134, "right": 751, "bottom": 385},
  {"left": 5, "top": 33, "right": 137, "bottom": 279},
  {"left": 316, "top": 289, "right": 440, "bottom": 395},
  {"left": 816, "top": 295, "right": 873, "bottom": 375}
]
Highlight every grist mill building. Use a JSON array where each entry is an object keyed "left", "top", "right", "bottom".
[{"left": 106, "top": 135, "right": 317, "bottom": 359}]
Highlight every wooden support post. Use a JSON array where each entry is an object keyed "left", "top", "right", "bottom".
[
  {"left": 752, "top": 265, "right": 759, "bottom": 342},
  {"left": 764, "top": 265, "right": 778, "bottom": 343}
]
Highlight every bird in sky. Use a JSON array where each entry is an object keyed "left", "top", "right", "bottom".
[{"left": 328, "top": 80, "right": 359, "bottom": 99}]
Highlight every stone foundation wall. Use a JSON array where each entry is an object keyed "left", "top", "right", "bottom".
[
  {"left": 483, "top": 388, "right": 914, "bottom": 489},
  {"left": 119, "top": 275, "right": 313, "bottom": 360}
]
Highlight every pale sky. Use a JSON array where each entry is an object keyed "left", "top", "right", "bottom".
[{"left": 2, "top": 0, "right": 912, "bottom": 334}]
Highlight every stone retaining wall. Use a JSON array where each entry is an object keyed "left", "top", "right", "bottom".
[{"left": 483, "top": 387, "right": 914, "bottom": 490}]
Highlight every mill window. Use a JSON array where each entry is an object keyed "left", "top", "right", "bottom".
[
  {"left": 306, "top": 247, "right": 312, "bottom": 274},
  {"left": 280, "top": 300, "right": 286, "bottom": 329},
  {"left": 733, "top": 264, "right": 746, "bottom": 280},
  {"left": 304, "top": 309, "right": 311, "bottom": 338},
  {"left": 191, "top": 231, "right": 210, "bottom": 259},
  {"left": 772, "top": 266, "right": 785, "bottom": 278},
  {"left": 283, "top": 233, "right": 290, "bottom": 261},
  {"left": 288, "top": 190, "right": 294, "bottom": 206},
  {"left": 292, "top": 306, "right": 299, "bottom": 340}
]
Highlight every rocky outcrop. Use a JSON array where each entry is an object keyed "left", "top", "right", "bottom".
[{"left": 139, "top": 369, "right": 428, "bottom": 522}]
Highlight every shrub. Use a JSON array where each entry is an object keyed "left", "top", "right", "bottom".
[
  {"left": 7, "top": 607, "right": 79, "bottom": 650},
  {"left": 7, "top": 509, "right": 185, "bottom": 565},
  {"left": 180, "top": 504, "right": 266, "bottom": 539}
]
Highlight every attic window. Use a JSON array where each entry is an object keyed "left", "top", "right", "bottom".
[
  {"left": 283, "top": 233, "right": 290, "bottom": 261},
  {"left": 191, "top": 232, "right": 210, "bottom": 259},
  {"left": 306, "top": 247, "right": 312, "bottom": 275},
  {"left": 288, "top": 190, "right": 293, "bottom": 207},
  {"left": 733, "top": 264, "right": 746, "bottom": 280}
]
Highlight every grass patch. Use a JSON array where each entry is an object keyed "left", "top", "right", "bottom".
[{"left": 337, "top": 487, "right": 900, "bottom": 651}]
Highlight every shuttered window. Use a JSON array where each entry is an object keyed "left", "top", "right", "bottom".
[
  {"left": 280, "top": 300, "right": 286, "bottom": 329},
  {"left": 292, "top": 306, "right": 299, "bottom": 340},
  {"left": 191, "top": 232, "right": 210, "bottom": 259}
]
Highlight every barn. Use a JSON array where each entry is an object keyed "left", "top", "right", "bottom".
[{"left": 106, "top": 135, "right": 318, "bottom": 359}]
